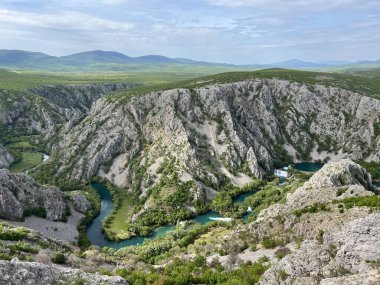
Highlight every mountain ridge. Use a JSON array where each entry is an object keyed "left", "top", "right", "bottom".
[{"left": 1, "top": 49, "right": 380, "bottom": 71}]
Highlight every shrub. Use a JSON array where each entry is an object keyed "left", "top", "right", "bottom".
[
  {"left": 333, "top": 196, "right": 380, "bottom": 209},
  {"left": 278, "top": 270, "right": 288, "bottom": 281},
  {"left": 316, "top": 229, "right": 324, "bottom": 245},
  {"left": 23, "top": 207, "right": 47, "bottom": 219},
  {"left": 99, "top": 268, "right": 113, "bottom": 276},
  {"left": 0, "top": 226, "right": 28, "bottom": 241},
  {"left": 262, "top": 238, "right": 284, "bottom": 249},
  {"left": 294, "top": 203, "right": 330, "bottom": 217},
  {"left": 51, "top": 252, "right": 65, "bottom": 264}
]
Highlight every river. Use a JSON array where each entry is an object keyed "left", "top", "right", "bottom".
[{"left": 86, "top": 162, "right": 324, "bottom": 249}]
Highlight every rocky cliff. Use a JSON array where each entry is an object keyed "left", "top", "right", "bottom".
[
  {"left": 0, "top": 144, "right": 13, "bottom": 169},
  {"left": 0, "top": 83, "right": 138, "bottom": 134},
  {"left": 44, "top": 80, "right": 380, "bottom": 214},
  {"left": 0, "top": 169, "right": 66, "bottom": 221},
  {"left": 28, "top": 83, "right": 139, "bottom": 114}
]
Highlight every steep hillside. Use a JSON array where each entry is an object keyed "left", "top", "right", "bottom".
[
  {"left": 35, "top": 78, "right": 380, "bottom": 237},
  {"left": 0, "top": 83, "right": 138, "bottom": 135}
]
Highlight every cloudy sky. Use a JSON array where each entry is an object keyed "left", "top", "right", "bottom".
[{"left": 0, "top": 0, "right": 379, "bottom": 64}]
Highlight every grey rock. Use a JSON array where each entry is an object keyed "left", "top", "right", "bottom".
[
  {"left": 51, "top": 79, "right": 380, "bottom": 186},
  {"left": 0, "top": 258, "right": 128, "bottom": 285},
  {"left": 257, "top": 160, "right": 374, "bottom": 221},
  {"left": 257, "top": 214, "right": 380, "bottom": 285},
  {"left": 303, "top": 159, "right": 372, "bottom": 189},
  {"left": 0, "top": 144, "right": 13, "bottom": 169},
  {"left": 0, "top": 83, "right": 138, "bottom": 134},
  {"left": 0, "top": 169, "right": 66, "bottom": 221},
  {"left": 68, "top": 191, "right": 92, "bottom": 214}
]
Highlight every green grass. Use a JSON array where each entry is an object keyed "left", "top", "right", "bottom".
[
  {"left": 9, "top": 151, "right": 43, "bottom": 172},
  {"left": 0, "top": 66, "right": 249, "bottom": 90},
  {"left": 108, "top": 197, "right": 134, "bottom": 240},
  {"left": 333, "top": 196, "right": 380, "bottom": 209},
  {"left": 109, "top": 68, "right": 380, "bottom": 103}
]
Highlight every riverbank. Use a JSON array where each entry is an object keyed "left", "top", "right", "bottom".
[{"left": 85, "top": 163, "right": 325, "bottom": 249}]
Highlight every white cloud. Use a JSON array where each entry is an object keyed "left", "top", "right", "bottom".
[
  {"left": 99, "top": 0, "right": 128, "bottom": 5},
  {"left": 206, "top": 0, "right": 378, "bottom": 10},
  {"left": 0, "top": 9, "right": 133, "bottom": 31}
]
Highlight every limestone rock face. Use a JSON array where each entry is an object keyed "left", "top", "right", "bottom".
[
  {"left": 68, "top": 191, "right": 92, "bottom": 214},
  {"left": 29, "top": 83, "right": 139, "bottom": 114},
  {"left": 0, "top": 83, "right": 138, "bottom": 134},
  {"left": 257, "top": 214, "right": 380, "bottom": 285},
  {"left": 51, "top": 80, "right": 380, "bottom": 187},
  {"left": 0, "top": 169, "right": 66, "bottom": 221},
  {"left": 0, "top": 144, "right": 13, "bottom": 169},
  {"left": 304, "top": 159, "right": 373, "bottom": 189},
  {"left": 0, "top": 259, "right": 128, "bottom": 285}
]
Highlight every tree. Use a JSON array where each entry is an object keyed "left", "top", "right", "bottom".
[{"left": 211, "top": 192, "right": 233, "bottom": 213}]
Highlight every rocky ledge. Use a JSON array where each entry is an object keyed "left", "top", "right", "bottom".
[{"left": 0, "top": 258, "right": 128, "bottom": 285}]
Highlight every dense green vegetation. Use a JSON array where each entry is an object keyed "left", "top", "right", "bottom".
[
  {"left": 0, "top": 67, "right": 234, "bottom": 90},
  {"left": 22, "top": 207, "right": 47, "bottom": 219},
  {"left": 293, "top": 203, "right": 330, "bottom": 217},
  {"left": 116, "top": 222, "right": 222, "bottom": 264},
  {"left": 242, "top": 177, "right": 307, "bottom": 223},
  {"left": 51, "top": 252, "right": 66, "bottom": 264},
  {"left": 356, "top": 160, "right": 380, "bottom": 181},
  {"left": 333, "top": 196, "right": 380, "bottom": 209},
  {"left": 0, "top": 224, "right": 28, "bottom": 241},
  {"left": 75, "top": 187, "right": 102, "bottom": 248},
  {"left": 116, "top": 256, "right": 270, "bottom": 285}
]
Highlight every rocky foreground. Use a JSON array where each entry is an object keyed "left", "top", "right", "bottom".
[
  {"left": 0, "top": 159, "right": 377, "bottom": 285},
  {"left": 0, "top": 259, "right": 128, "bottom": 285}
]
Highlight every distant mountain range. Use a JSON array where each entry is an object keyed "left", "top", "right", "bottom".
[{"left": 0, "top": 49, "right": 379, "bottom": 71}]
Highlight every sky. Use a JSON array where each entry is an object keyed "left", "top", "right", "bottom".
[{"left": 0, "top": 0, "right": 379, "bottom": 64}]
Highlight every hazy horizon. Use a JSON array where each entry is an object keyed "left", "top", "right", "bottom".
[{"left": 1, "top": 0, "right": 379, "bottom": 65}]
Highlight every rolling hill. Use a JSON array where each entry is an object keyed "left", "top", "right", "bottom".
[{"left": 1, "top": 49, "right": 380, "bottom": 72}]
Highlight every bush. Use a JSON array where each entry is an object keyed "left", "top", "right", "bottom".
[
  {"left": 278, "top": 270, "right": 288, "bottom": 281},
  {"left": 333, "top": 196, "right": 380, "bottom": 209},
  {"left": 0, "top": 226, "right": 28, "bottom": 241},
  {"left": 51, "top": 252, "right": 65, "bottom": 264},
  {"left": 99, "top": 268, "right": 113, "bottom": 276},
  {"left": 262, "top": 238, "right": 284, "bottom": 249},
  {"left": 294, "top": 203, "right": 330, "bottom": 217},
  {"left": 23, "top": 207, "right": 47, "bottom": 219},
  {"left": 8, "top": 242, "right": 39, "bottom": 254},
  {"left": 316, "top": 229, "right": 324, "bottom": 245}
]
